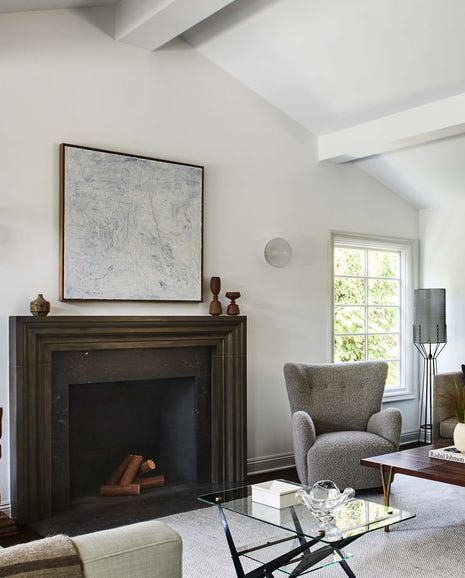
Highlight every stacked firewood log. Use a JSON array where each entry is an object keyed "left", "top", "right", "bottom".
[{"left": 100, "top": 455, "right": 165, "bottom": 497}]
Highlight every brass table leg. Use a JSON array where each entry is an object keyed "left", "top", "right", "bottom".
[{"left": 379, "top": 465, "right": 394, "bottom": 533}]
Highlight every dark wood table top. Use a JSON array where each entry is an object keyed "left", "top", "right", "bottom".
[{"left": 361, "top": 444, "right": 465, "bottom": 487}]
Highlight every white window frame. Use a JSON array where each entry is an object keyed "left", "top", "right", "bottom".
[{"left": 330, "top": 232, "right": 418, "bottom": 402}]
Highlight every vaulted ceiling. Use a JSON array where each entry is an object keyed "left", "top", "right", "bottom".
[
  {"left": 184, "top": 0, "right": 465, "bottom": 209},
  {"left": 4, "top": 0, "right": 464, "bottom": 209}
]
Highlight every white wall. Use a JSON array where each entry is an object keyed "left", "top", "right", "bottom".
[
  {"left": 0, "top": 7, "right": 418, "bottom": 504},
  {"left": 420, "top": 205, "right": 465, "bottom": 371}
]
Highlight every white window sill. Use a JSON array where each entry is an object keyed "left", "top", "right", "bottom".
[{"left": 382, "top": 391, "right": 416, "bottom": 403}]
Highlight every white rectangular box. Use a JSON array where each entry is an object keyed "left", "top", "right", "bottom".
[
  {"left": 251, "top": 480, "right": 301, "bottom": 509},
  {"left": 251, "top": 501, "right": 288, "bottom": 524}
]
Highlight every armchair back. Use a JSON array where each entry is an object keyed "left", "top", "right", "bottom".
[{"left": 284, "top": 361, "right": 388, "bottom": 434}]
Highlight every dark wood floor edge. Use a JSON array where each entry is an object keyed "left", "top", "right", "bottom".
[{"left": 247, "top": 467, "right": 299, "bottom": 484}]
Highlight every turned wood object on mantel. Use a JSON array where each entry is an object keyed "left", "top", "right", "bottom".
[
  {"left": 209, "top": 276, "right": 222, "bottom": 316},
  {"left": 226, "top": 292, "right": 241, "bottom": 315}
]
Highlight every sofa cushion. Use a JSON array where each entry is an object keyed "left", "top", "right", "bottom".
[
  {"left": 440, "top": 416, "right": 458, "bottom": 439},
  {"left": 0, "top": 534, "right": 82, "bottom": 577},
  {"left": 71, "top": 520, "right": 182, "bottom": 578}
]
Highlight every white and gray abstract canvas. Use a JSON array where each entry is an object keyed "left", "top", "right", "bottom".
[{"left": 62, "top": 146, "right": 203, "bottom": 300}]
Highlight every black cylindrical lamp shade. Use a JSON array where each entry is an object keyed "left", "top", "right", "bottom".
[{"left": 413, "top": 288, "right": 447, "bottom": 344}]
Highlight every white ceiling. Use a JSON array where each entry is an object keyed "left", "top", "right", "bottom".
[
  {"left": 0, "top": 0, "right": 117, "bottom": 12},
  {"left": 183, "top": 0, "right": 465, "bottom": 208},
  {"left": 358, "top": 135, "right": 465, "bottom": 209},
  {"left": 3, "top": 0, "right": 464, "bottom": 208}
]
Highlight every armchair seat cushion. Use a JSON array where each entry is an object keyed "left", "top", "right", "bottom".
[{"left": 307, "top": 430, "right": 396, "bottom": 490}]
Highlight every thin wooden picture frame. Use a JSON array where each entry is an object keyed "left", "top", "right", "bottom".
[{"left": 60, "top": 144, "right": 204, "bottom": 302}]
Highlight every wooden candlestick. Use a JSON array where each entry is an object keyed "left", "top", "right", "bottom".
[
  {"left": 225, "top": 292, "right": 241, "bottom": 315},
  {"left": 209, "top": 276, "right": 222, "bottom": 316}
]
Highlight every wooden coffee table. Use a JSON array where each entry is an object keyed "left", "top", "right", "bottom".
[{"left": 361, "top": 444, "right": 465, "bottom": 509}]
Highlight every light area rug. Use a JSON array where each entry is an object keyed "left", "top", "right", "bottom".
[{"left": 162, "top": 474, "right": 465, "bottom": 577}]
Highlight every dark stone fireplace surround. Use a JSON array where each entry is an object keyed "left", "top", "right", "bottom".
[{"left": 9, "top": 315, "right": 247, "bottom": 523}]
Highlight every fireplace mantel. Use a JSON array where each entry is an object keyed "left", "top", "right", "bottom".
[{"left": 9, "top": 315, "right": 247, "bottom": 523}]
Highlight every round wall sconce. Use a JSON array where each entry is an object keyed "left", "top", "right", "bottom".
[{"left": 264, "top": 237, "right": 292, "bottom": 268}]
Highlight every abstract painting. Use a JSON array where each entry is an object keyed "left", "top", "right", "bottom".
[{"left": 60, "top": 144, "right": 203, "bottom": 301}]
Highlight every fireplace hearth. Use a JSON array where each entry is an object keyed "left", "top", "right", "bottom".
[{"left": 10, "top": 316, "right": 247, "bottom": 523}]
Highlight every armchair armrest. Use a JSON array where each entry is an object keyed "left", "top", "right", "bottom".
[
  {"left": 367, "top": 407, "right": 402, "bottom": 449},
  {"left": 292, "top": 411, "right": 316, "bottom": 485}
]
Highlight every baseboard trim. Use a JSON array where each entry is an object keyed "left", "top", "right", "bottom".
[
  {"left": 400, "top": 430, "right": 419, "bottom": 445},
  {"left": 247, "top": 452, "right": 295, "bottom": 475}
]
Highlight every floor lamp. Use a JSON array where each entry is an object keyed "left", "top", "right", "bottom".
[{"left": 413, "top": 288, "right": 447, "bottom": 445}]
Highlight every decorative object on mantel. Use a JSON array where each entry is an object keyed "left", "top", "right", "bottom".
[
  {"left": 226, "top": 291, "right": 241, "bottom": 315},
  {"left": 209, "top": 276, "right": 222, "bottom": 316},
  {"left": 413, "top": 288, "right": 447, "bottom": 445},
  {"left": 264, "top": 237, "right": 292, "bottom": 268},
  {"left": 60, "top": 144, "right": 203, "bottom": 302},
  {"left": 30, "top": 294, "right": 50, "bottom": 317},
  {"left": 100, "top": 454, "right": 165, "bottom": 497}
]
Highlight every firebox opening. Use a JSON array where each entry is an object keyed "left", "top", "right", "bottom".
[{"left": 69, "top": 376, "right": 211, "bottom": 500}]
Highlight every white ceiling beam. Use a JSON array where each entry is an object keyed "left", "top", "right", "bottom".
[
  {"left": 115, "top": 0, "right": 237, "bottom": 51},
  {"left": 318, "top": 93, "right": 465, "bottom": 162}
]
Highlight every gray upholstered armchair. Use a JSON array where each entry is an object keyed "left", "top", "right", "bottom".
[{"left": 284, "top": 360, "right": 401, "bottom": 490}]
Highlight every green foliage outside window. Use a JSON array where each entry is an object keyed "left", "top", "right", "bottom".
[{"left": 334, "top": 246, "right": 401, "bottom": 388}]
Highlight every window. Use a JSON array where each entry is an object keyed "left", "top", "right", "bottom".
[{"left": 331, "top": 233, "right": 416, "bottom": 399}]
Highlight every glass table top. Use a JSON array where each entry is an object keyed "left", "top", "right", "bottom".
[{"left": 199, "top": 480, "right": 415, "bottom": 544}]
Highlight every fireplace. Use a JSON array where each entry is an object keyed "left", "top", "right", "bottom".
[
  {"left": 68, "top": 376, "right": 205, "bottom": 499},
  {"left": 52, "top": 346, "right": 211, "bottom": 511},
  {"left": 9, "top": 316, "right": 247, "bottom": 523}
]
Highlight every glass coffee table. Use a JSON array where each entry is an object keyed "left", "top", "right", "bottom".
[{"left": 199, "top": 481, "right": 414, "bottom": 577}]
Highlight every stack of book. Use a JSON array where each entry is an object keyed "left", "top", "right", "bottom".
[{"left": 429, "top": 446, "right": 465, "bottom": 463}]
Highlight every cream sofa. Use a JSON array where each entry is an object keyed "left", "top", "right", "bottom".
[{"left": 0, "top": 520, "right": 182, "bottom": 577}]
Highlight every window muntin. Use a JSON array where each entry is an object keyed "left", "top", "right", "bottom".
[{"left": 333, "top": 241, "right": 405, "bottom": 390}]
